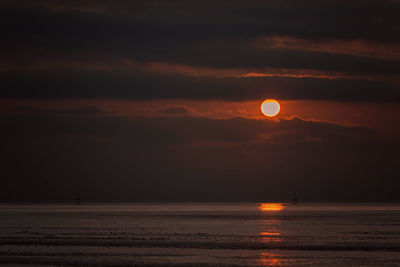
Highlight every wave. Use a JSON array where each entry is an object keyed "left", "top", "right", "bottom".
[{"left": 1, "top": 237, "right": 399, "bottom": 252}]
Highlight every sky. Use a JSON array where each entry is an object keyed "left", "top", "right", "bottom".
[{"left": 1, "top": 0, "right": 400, "bottom": 202}]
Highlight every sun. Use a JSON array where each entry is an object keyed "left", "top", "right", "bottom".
[{"left": 261, "top": 99, "right": 280, "bottom": 117}]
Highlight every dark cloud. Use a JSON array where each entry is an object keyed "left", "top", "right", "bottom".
[
  {"left": 0, "top": 106, "right": 106, "bottom": 115},
  {"left": 156, "top": 105, "right": 192, "bottom": 115},
  {"left": 1, "top": 70, "right": 399, "bottom": 101},
  {"left": 1, "top": 108, "right": 398, "bottom": 202},
  {"left": 3, "top": 0, "right": 399, "bottom": 42},
  {"left": 1, "top": 0, "right": 399, "bottom": 101}
]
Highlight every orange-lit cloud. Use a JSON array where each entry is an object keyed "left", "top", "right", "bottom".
[
  {"left": 255, "top": 35, "right": 400, "bottom": 60},
  {"left": 1, "top": 98, "right": 399, "bottom": 202},
  {"left": 1, "top": 59, "right": 398, "bottom": 84},
  {"left": 1, "top": 98, "right": 399, "bottom": 137}
]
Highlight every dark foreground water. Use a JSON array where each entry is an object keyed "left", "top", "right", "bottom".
[{"left": 0, "top": 203, "right": 399, "bottom": 266}]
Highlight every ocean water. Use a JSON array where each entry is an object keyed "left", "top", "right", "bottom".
[{"left": 0, "top": 203, "right": 399, "bottom": 266}]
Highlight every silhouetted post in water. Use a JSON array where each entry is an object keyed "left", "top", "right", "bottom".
[
  {"left": 76, "top": 192, "right": 81, "bottom": 206},
  {"left": 293, "top": 193, "right": 299, "bottom": 205}
]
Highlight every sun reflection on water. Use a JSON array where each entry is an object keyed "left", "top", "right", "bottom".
[
  {"left": 260, "top": 232, "right": 280, "bottom": 236},
  {"left": 257, "top": 204, "right": 284, "bottom": 265},
  {"left": 260, "top": 237, "right": 281, "bottom": 243},
  {"left": 259, "top": 229, "right": 281, "bottom": 243},
  {"left": 259, "top": 252, "right": 282, "bottom": 266},
  {"left": 258, "top": 203, "right": 285, "bottom": 211}
]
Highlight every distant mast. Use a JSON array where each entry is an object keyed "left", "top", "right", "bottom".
[
  {"left": 76, "top": 192, "right": 81, "bottom": 206},
  {"left": 293, "top": 193, "right": 299, "bottom": 205}
]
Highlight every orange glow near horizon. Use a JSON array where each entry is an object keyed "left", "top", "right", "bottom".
[
  {"left": 261, "top": 99, "right": 280, "bottom": 117},
  {"left": 2, "top": 99, "right": 399, "bottom": 137},
  {"left": 258, "top": 203, "right": 285, "bottom": 211}
]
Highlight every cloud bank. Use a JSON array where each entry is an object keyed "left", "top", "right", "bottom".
[
  {"left": 1, "top": 108, "right": 398, "bottom": 202},
  {"left": 1, "top": 0, "right": 399, "bottom": 101}
]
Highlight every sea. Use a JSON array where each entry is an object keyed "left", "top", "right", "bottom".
[{"left": 0, "top": 203, "right": 399, "bottom": 266}]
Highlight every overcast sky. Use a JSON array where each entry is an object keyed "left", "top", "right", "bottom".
[{"left": 1, "top": 0, "right": 400, "bottom": 202}]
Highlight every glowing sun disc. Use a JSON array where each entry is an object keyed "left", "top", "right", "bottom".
[{"left": 261, "top": 99, "right": 280, "bottom": 117}]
